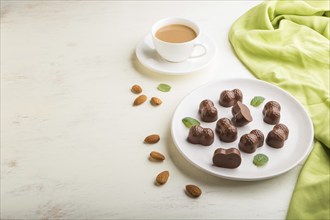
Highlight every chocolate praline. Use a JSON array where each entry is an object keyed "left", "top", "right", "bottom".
[
  {"left": 187, "top": 125, "right": 214, "bottom": 146},
  {"left": 263, "top": 101, "right": 281, "bottom": 124},
  {"left": 215, "top": 118, "right": 237, "bottom": 143},
  {"left": 231, "top": 101, "right": 253, "bottom": 127},
  {"left": 238, "top": 129, "right": 264, "bottom": 153},
  {"left": 199, "top": 99, "right": 218, "bottom": 122},
  {"left": 219, "top": 89, "right": 243, "bottom": 107},
  {"left": 212, "top": 148, "right": 242, "bottom": 169},
  {"left": 266, "top": 123, "right": 289, "bottom": 148}
]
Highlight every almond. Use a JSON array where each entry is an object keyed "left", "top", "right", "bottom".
[
  {"left": 185, "top": 184, "right": 202, "bottom": 198},
  {"left": 150, "top": 97, "right": 162, "bottom": 106},
  {"left": 144, "top": 134, "right": 160, "bottom": 144},
  {"left": 131, "top": 84, "right": 142, "bottom": 94},
  {"left": 133, "top": 94, "right": 147, "bottom": 106},
  {"left": 156, "top": 171, "right": 169, "bottom": 185},
  {"left": 150, "top": 151, "right": 165, "bottom": 161}
]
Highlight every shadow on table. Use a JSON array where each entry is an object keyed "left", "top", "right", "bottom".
[{"left": 130, "top": 51, "right": 207, "bottom": 81}]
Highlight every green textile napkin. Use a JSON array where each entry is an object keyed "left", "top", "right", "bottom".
[{"left": 229, "top": 0, "right": 330, "bottom": 219}]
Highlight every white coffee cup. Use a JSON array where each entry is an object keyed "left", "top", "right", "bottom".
[{"left": 151, "top": 17, "right": 207, "bottom": 63}]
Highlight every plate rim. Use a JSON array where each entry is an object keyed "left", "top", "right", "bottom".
[
  {"left": 171, "top": 78, "right": 314, "bottom": 181},
  {"left": 135, "top": 33, "right": 217, "bottom": 75}
]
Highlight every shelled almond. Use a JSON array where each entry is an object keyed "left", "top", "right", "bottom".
[
  {"left": 131, "top": 84, "right": 142, "bottom": 94},
  {"left": 133, "top": 94, "right": 147, "bottom": 106},
  {"left": 156, "top": 171, "right": 169, "bottom": 185},
  {"left": 150, "top": 97, "right": 162, "bottom": 106},
  {"left": 150, "top": 151, "right": 165, "bottom": 161},
  {"left": 144, "top": 134, "right": 160, "bottom": 144},
  {"left": 185, "top": 184, "right": 202, "bottom": 198}
]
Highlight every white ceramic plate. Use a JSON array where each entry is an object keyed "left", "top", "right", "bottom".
[
  {"left": 171, "top": 78, "right": 314, "bottom": 181},
  {"left": 135, "top": 33, "right": 216, "bottom": 75}
]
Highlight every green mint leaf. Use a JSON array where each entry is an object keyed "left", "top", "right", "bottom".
[
  {"left": 157, "top": 83, "right": 171, "bottom": 92},
  {"left": 253, "top": 154, "right": 269, "bottom": 167},
  {"left": 182, "top": 117, "right": 200, "bottom": 128},
  {"left": 250, "top": 96, "right": 265, "bottom": 107}
]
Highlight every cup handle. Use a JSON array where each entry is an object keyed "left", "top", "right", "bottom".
[{"left": 189, "top": 43, "right": 208, "bottom": 59}]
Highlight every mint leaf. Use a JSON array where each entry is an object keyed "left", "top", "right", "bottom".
[
  {"left": 182, "top": 117, "right": 200, "bottom": 128},
  {"left": 157, "top": 83, "right": 171, "bottom": 92},
  {"left": 250, "top": 96, "right": 265, "bottom": 107},
  {"left": 253, "top": 154, "right": 269, "bottom": 167}
]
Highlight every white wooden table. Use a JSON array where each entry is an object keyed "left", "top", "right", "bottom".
[{"left": 1, "top": 1, "right": 301, "bottom": 219}]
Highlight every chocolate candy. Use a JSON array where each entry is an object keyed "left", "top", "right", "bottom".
[
  {"left": 199, "top": 99, "right": 218, "bottom": 122},
  {"left": 187, "top": 125, "right": 214, "bottom": 146},
  {"left": 231, "top": 101, "right": 253, "bottom": 127},
  {"left": 266, "top": 124, "right": 289, "bottom": 148},
  {"left": 215, "top": 118, "right": 237, "bottom": 142},
  {"left": 219, "top": 89, "right": 243, "bottom": 107},
  {"left": 212, "top": 148, "right": 242, "bottom": 169},
  {"left": 263, "top": 101, "right": 281, "bottom": 124},
  {"left": 239, "top": 129, "right": 264, "bottom": 153}
]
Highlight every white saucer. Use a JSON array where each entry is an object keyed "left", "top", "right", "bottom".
[{"left": 135, "top": 33, "right": 217, "bottom": 75}]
